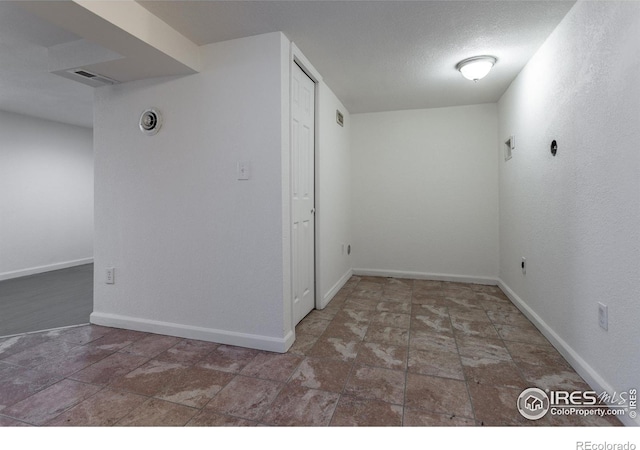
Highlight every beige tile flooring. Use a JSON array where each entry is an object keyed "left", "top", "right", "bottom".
[{"left": 0, "top": 276, "right": 620, "bottom": 426}]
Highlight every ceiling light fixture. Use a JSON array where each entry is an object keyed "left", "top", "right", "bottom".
[{"left": 456, "top": 56, "right": 497, "bottom": 82}]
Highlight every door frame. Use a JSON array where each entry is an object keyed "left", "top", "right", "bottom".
[{"left": 289, "top": 44, "right": 323, "bottom": 331}]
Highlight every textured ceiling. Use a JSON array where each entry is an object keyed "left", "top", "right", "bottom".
[
  {"left": 139, "top": 0, "right": 576, "bottom": 113},
  {"left": 0, "top": 1, "right": 576, "bottom": 127}
]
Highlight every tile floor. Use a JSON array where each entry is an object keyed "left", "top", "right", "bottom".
[{"left": 0, "top": 276, "right": 621, "bottom": 426}]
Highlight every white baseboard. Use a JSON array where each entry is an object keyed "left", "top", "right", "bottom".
[
  {"left": 318, "top": 268, "right": 353, "bottom": 309},
  {"left": 497, "top": 279, "right": 639, "bottom": 427},
  {"left": 90, "top": 312, "right": 294, "bottom": 353},
  {"left": 353, "top": 268, "right": 498, "bottom": 286},
  {"left": 0, "top": 257, "right": 94, "bottom": 281}
]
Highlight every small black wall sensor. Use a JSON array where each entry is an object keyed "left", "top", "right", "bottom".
[{"left": 550, "top": 140, "right": 558, "bottom": 156}]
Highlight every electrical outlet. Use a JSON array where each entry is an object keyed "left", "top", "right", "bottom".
[
  {"left": 106, "top": 268, "right": 115, "bottom": 285},
  {"left": 237, "top": 161, "right": 251, "bottom": 180},
  {"left": 521, "top": 257, "right": 526, "bottom": 275},
  {"left": 598, "top": 303, "right": 608, "bottom": 330}
]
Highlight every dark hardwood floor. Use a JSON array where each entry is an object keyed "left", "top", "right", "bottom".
[{"left": 0, "top": 264, "right": 93, "bottom": 337}]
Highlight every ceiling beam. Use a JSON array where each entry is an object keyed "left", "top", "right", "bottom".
[{"left": 21, "top": 0, "right": 201, "bottom": 82}]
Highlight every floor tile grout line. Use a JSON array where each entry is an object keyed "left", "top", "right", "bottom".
[
  {"left": 329, "top": 277, "right": 367, "bottom": 426},
  {"left": 0, "top": 276, "right": 621, "bottom": 427},
  {"left": 56, "top": 349, "right": 248, "bottom": 426},
  {"left": 444, "top": 289, "right": 479, "bottom": 425},
  {"left": 401, "top": 284, "right": 416, "bottom": 426},
  {"left": 0, "top": 412, "right": 33, "bottom": 426},
  {"left": 16, "top": 377, "right": 110, "bottom": 426},
  {"left": 331, "top": 277, "right": 404, "bottom": 425},
  {"left": 478, "top": 286, "right": 564, "bottom": 392},
  {"left": 322, "top": 283, "right": 353, "bottom": 426}
]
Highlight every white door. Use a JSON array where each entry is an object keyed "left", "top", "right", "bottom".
[{"left": 291, "top": 62, "right": 315, "bottom": 325}]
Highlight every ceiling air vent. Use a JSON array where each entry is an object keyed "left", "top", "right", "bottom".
[
  {"left": 64, "top": 69, "right": 119, "bottom": 87},
  {"left": 74, "top": 70, "right": 97, "bottom": 78}
]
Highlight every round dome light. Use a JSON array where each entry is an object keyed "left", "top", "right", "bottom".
[{"left": 456, "top": 56, "right": 497, "bottom": 82}]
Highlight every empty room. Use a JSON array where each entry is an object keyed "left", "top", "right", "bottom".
[{"left": 0, "top": 0, "right": 638, "bottom": 438}]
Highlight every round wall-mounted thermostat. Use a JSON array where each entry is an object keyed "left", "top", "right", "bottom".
[{"left": 139, "top": 108, "right": 162, "bottom": 136}]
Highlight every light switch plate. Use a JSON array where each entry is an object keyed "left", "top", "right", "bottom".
[
  {"left": 598, "top": 302, "right": 608, "bottom": 330},
  {"left": 505, "top": 135, "right": 514, "bottom": 161}
]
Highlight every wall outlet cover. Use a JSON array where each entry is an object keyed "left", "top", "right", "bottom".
[
  {"left": 598, "top": 302, "right": 608, "bottom": 330},
  {"left": 237, "top": 161, "right": 251, "bottom": 180},
  {"left": 106, "top": 268, "right": 115, "bottom": 284}
]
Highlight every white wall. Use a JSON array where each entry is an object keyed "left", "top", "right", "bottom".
[
  {"left": 0, "top": 110, "right": 93, "bottom": 280},
  {"left": 316, "top": 83, "right": 352, "bottom": 307},
  {"left": 351, "top": 104, "right": 499, "bottom": 282},
  {"left": 92, "top": 32, "right": 293, "bottom": 352},
  {"left": 498, "top": 0, "right": 640, "bottom": 426}
]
